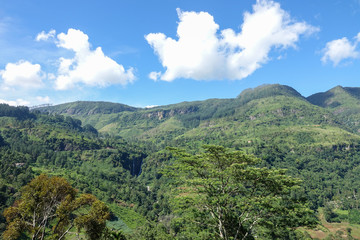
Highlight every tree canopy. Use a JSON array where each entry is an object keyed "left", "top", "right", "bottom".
[
  {"left": 3, "top": 174, "right": 109, "bottom": 240},
  {"left": 165, "top": 146, "right": 317, "bottom": 239}
]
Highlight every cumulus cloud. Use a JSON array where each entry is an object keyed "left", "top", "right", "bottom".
[
  {"left": 0, "top": 98, "right": 30, "bottom": 106},
  {"left": 36, "top": 96, "right": 51, "bottom": 103},
  {"left": 322, "top": 32, "right": 360, "bottom": 66},
  {"left": 36, "top": 29, "right": 56, "bottom": 41},
  {"left": 145, "top": 105, "right": 158, "bottom": 108},
  {"left": 145, "top": 0, "right": 318, "bottom": 81},
  {"left": 56, "top": 29, "right": 90, "bottom": 52},
  {"left": 149, "top": 71, "right": 162, "bottom": 81},
  {"left": 0, "top": 60, "right": 44, "bottom": 88},
  {"left": 37, "top": 28, "right": 135, "bottom": 90}
]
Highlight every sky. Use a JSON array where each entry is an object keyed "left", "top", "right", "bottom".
[{"left": 0, "top": 0, "right": 359, "bottom": 108}]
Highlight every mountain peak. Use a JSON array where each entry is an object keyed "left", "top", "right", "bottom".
[
  {"left": 307, "top": 85, "right": 360, "bottom": 108},
  {"left": 35, "top": 101, "right": 138, "bottom": 115},
  {"left": 329, "top": 85, "right": 345, "bottom": 93},
  {"left": 237, "top": 84, "right": 304, "bottom": 104}
]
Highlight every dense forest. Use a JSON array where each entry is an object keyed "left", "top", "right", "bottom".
[{"left": 2, "top": 84, "right": 360, "bottom": 239}]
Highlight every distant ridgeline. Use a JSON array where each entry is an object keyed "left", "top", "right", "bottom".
[
  {"left": 31, "top": 84, "right": 360, "bottom": 207},
  {"left": 29, "top": 103, "right": 52, "bottom": 110},
  {"left": 33, "top": 84, "right": 360, "bottom": 137},
  {"left": 2, "top": 84, "right": 360, "bottom": 238}
]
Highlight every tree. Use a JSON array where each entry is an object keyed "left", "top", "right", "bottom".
[
  {"left": 3, "top": 174, "right": 109, "bottom": 240},
  {"left": 165, "top": 146, "right": 316, "bottom": 240},
  {"left": 73, "top": 194, "right": 110, "bottom": 240}
]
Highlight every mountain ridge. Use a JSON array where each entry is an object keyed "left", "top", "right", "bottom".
[
  {"left": 37, "top": 100, "right": 138, "bottom": 115},
  {"left": 33, "top": 83, "right": 359, "bottom": 147},
  {"left": 307, "top": 85, "right": 360, "bottom": 132},
  {"left": 4, "top": 83, "right": 360, "bottom": 238}
]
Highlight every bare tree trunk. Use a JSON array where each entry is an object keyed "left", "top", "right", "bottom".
[{"left": 58, "top": 224, "right": 74, "bottom": 240}]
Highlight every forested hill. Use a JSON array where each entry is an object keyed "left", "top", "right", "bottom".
[
  {"left": 237, "top": 83, "right": 305, "bottom": 103},
  {"left": 38, "top": 101, "right": 138, "bottom": 115},
  {"left": 308, "top": 85, "right": 360, "bottom": 132},
  {"left": 4, "top": 84, "right": 360, "bottom": 238},
  {"left": 33, "top": 84, "right": 360, "bottom": 210},
  {"left": 35, "top": 84, "right": 358, "bottom": 142},
  {"left": 0, "top": 105, "right": 154, "bottom": 235},
  {"left": 307, "top": 85, "right": 360, "bottom": 108}
]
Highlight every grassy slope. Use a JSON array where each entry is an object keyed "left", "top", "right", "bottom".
[
  {"left": 38, "top": 101, "right": 138, "bottom": 115},
  {"left": 308, "top": 86, "right": 360, "bottom": 132},
  {"left": 0, "top": 115, "right": 147, "bottom": 234},
  {"left": 305, "top": 208, "right": 360, "bottom": 239},
  {"left": 9, "top": 84, "right": 360, "bottom": 237},
  {"left": 35, "top": 84, "right": 358, "bottom": 149}
]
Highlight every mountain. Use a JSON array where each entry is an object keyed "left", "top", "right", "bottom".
[
  {"left": 308, "top": 86, "right": 360, "bottom": 132},
  {"left": 4, "top": 84, "right": 360, "bottom": 238},
  {"left": 34, "top": 84, "right": 354, "bottom": 148},
  {"left": 307, "top": 85, "right": 360, "bottom": 108},
  {"left": 33, "top": 84, "right": 360, "bottom": 208},
  {"left": 237, "top": 83, "right": 305, "bottom": 103},
  {"left": 0, "top": 105, "right": 149, "bottom": 234},
  {"left": 37, "top": 101, "right": 138, "bottom": 115}
]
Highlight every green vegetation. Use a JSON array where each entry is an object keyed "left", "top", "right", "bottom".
[
  {"left": 164, "top": 146, "right": 317, "bottom": 239},
  {"left": 3, "top": 174, "right": 109, "bottom": 240},
  {"left": 3, "top": 84, "right": 360, "bottom": 239},
  {"left": 308, "top": 85, "right": 360, "bottom": 133}
]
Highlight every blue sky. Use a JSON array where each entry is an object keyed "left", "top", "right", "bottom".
[{"left": 0, "top": 0, "right": 359, "bottom": 107}]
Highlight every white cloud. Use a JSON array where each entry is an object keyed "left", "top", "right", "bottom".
[
  {"left": 0, "top": 60, "right": 44, "bottom": 88},
  {"left": 57, "top": 29, "right": 89, "bottom": 52},
  {"left": 36, "top": 29, "right": 56, "bottom": 41},
  {"left": 149, "top": 71, "right": 162, "bottom": 81},
  {"left": 47, "top": 73, "right": 56, "bottom": 80},
  {"left": 36, "top": 96, "right": 51, "bottom": 103},
  {"left": 0, "top": 98, "right": 30, "bottom": 106},
  {"left": 145, "top": 0, "right": 318, "bottom": 81},
  {"left": 322, "top": 33, "right": 360, "bottom": 66},
  {"left": 40, "top": 28, "right": 136, "bottom": 90},
  {"left": 145, "top": 105, "right": 158, "bottom": 108}
]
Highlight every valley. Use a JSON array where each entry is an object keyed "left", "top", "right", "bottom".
[{"left": 2, "top": 84, "right": 360, "bottom": 239}]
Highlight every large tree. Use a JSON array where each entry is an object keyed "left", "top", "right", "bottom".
[
  {"left": 165, "top": 146, "right": 316, "bottom": 239},
  {"left": 3, "top": 174, "right": 109, "bottom": 240}
]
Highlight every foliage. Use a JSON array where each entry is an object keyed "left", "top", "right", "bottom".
[
  {"left": 308, "top": 85, "right": 360, "bottom": 133},
  {"left": 0, "top": 104, "right": 35, "bottom": 120},
  {"left": 164, "top": 145, "right": 317, "bottom": 239},
  {"left": 4, "top": 84, "right": 360, "bottom": 238},
  {"left": 36, "top": 101, "right": 137, "bottom": 116},
  {"left": 324, "top": 204, "right": 341, "bottom": 223},
  {"left": 2, "top": 174, "right": 109, "bottom": 240},
  {"left": 348, "top": 209, "right": 360, "bottom": 224},
  {"left": 101, "top": 228, "right": 127, "bottom": 240},
  {"left": 237, "top": 84, "right": 304, "bottom": 105},
  {"left": 0, "top": 106, "right": 153, "bottom": 235}
]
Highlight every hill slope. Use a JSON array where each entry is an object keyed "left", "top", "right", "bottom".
[
  {"left": 0, "top": 105, "right": 150, "bottom": 234},
  {"left": 308, "top": 86, "right": 360, "bottom": 132},
  {"left": 35, "top": 84, "right": 353, "bottom": 148},
  {"left": 7, "top": 84, "right": 360, "bottom": 238},
  {"left": 38, "top": 101, "right": 138, "bottom": 115},
  {"left": 34, "top": 84, "right": 360, "bottom": 212}
]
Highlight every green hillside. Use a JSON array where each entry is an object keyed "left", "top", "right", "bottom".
[
  {"left": 36, "top": 84, "right": 352, "bottom": 148},
  {"left": 308, "top": 86, "right": 360, "bottom": 132},
  {"left": 4, "top": 84, "right": 360, "bottom": 239},
  {"left": 38, "top": 101, "right": 138, "bottom": 115},
  {"left": 34, "top": 85, "right": 360, "bottom": 210},
  {"left": 0, "top": 105, "right": 150, "bottom": 236},
  {"left": 307, "top": 86, "right": 360, "bottom": 108}
]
